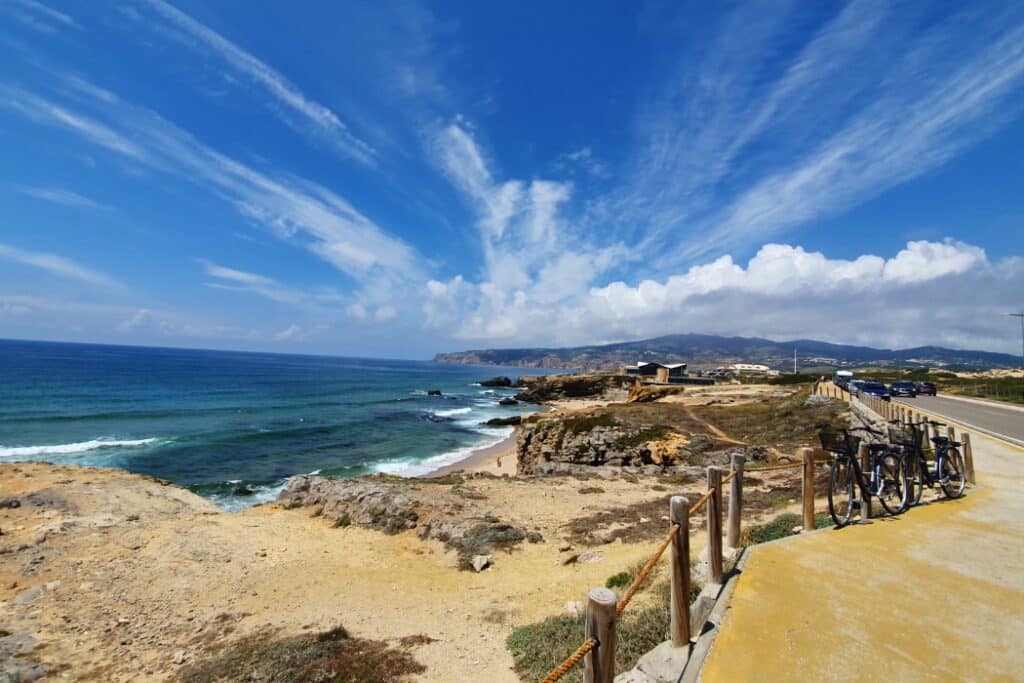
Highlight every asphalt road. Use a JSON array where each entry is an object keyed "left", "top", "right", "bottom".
[{"left": 894, "top": 394, "right": 1024, "bottom": 446}]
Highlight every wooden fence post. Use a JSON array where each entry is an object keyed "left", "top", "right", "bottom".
[
  {"left": 584, "top": 587, "right": 617, "bottom": 683},
  {"left": 801, "top": 447, "right": 816, "bottom": 531},
  {"left": 669, "top": 496, "right": 691, "bottom": 646},
  {"left": 706, "top": 467, "right": 723, "bottom": 584},
  {"left": 961, "top": 432, "right": 976, "bottom": 485},
  {"left": 857, "top": 443, "right": 872, "bottom": 520},
  {"left": 727, "top": 454, "right": 745, "bottom": 549}
]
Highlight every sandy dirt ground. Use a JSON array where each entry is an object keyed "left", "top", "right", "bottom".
[
  {"left": 547, "top": 383, "right": 792, "bottom": 412},
  {"left": 0, "top": 458, "right": 741, "bottom": 682}
]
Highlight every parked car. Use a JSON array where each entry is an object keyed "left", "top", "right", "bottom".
[
  {"left": 889, "top": 381, "right": 918, "bottom": 397},
  {"left": 848, "top": 379, "right": 866, "bottom": 395},
  {"left": 859, "top": 381, "right": 891, "bottom": 401},
  {"left": 916, "top": 381, "right": 937, "bottom": 396}
]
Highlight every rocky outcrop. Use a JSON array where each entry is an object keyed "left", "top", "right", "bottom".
[
  {"left": 478, "top": 376, "right": 513, "bottom": 387},
  {"left": 278, "top": 475, "right": 540, "bottom": 570},
  {"left": 484, "top": 416, "right": 521, "bottom": 426},
  {"left": 516, "top": 413, "right": 766, "bottom": 476},
  {"left": 518, "top": 417, "right": 690, "bottom": 474},
  {"left": 626, "top": 383, "right": 687, "bottom": 403},
  {"left": 514, "top": 373, "right": 632, "bottom": 403},
  {"left": 281, "top": 476, "right": 420, "bottom": 533}
]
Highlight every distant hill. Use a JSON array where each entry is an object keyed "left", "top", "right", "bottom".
[{"left": 434, "top": 333, "right": 1020, "bottom": 371}]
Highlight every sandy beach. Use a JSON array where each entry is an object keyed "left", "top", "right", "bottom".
[{"left": 424, "top": 430, "right": 519, "bottom": 478}]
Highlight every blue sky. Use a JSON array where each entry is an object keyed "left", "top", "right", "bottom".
[{"left": 1, "top": 0, "right": 1023, "bottom": 358}]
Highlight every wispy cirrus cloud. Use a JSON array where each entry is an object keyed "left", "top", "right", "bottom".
[
  {"left": 0, "top": 80, "right": 422, "bottom": 286},
  {"left": 12, "top": 184, "right": 111, "bottom": 211},
  {"left": 0, "top": 243, "right": 119, "bottom": 288},
  {"left": 615, "top": 2, "right": 1024, "bottom": 265},
  {"left": 133, "top": 0, "right": 376, "bottom": 165},
  {"left": 5, "top": 0, "right": 80, "bottom": 34},
  {"left": 198, "top": 259, "right": 304, "bottom": 306}
]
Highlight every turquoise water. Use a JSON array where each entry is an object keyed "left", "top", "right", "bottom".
[{"left": 0, "top": 340, "right": 553, "bottom": 510}]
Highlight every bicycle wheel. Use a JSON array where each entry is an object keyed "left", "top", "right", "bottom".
[
  {"left": 875, "top": 452, "right": 908, "bottom": 515},
  {"left": 828, "top": 457, "right": 856, "bottom": 527},
  {"left": 903, "top": 453, "right": 924, "bottom": 507},
  {"left": 939, "top": 448, "right": 967, "bottom": 499}
]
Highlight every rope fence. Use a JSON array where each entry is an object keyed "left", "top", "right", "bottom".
[
  {"left": 616, "top": 524, "right": 678, "bottom": 617},
  {"left": 539, "top": 381, "right": 976, "bottom": 683},
  {"left": 540, "top": 638, "right": 597, "bottom": 683}
]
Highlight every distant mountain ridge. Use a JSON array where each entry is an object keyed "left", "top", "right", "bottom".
[{"left": 434, "top": 333, "right": 1020, "bottom": 371}]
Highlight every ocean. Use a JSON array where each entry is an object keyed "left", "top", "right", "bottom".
[{"left": 0, "top": 339, "right": 556, "bottom": 510}]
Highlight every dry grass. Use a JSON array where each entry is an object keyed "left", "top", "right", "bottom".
[{"left": 179, "top": 625, "right": 425, "bottom": 683}]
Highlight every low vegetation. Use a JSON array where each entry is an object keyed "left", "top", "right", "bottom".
[
  {"left": 740, "top": 512, "right": 833, "bottom": 545},
  {"left": 699, "top": 387, "right": 848, "bottom": 452},
  {"left": 507, "top": 590, "right": 673, "bottom": 682},
  {"left": 179, "top": 625, "right": 425, "bottom": 683},
  {"left": 508, "top": 565, "right": 702, "bottom": 683}
]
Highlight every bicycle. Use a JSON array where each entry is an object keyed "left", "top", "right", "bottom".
[
  {"left": 888, "top": 419, "right": 967, "bottom": 508},
  {"left": 819, "top": 423, "right": 908, "bottom": 527}
]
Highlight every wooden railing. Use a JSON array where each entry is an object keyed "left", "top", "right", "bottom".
[
  {"left": 541, "top": 448, "right": 826, "bottom": 682},
  {"left": 541, "top": 382, "right": 978, "bottom": 682}
]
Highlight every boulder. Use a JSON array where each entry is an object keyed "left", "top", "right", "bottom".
[
  {"left": 426, "top": 389, "right": 442, "bottom": 396},
  {"left": 470, "top": 555, "right": 492, "bottom": 572},
  {"left": 498, "top": 397, "right": 518, "bottom": 406},
  {"left": 484, "top": 416, "right": 521, "bottom": 427},
  {"left": 479, "top": 376, "right": 513, "bottom": 387}
]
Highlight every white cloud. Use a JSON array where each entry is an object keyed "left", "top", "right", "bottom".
[
  {"left": 273, "top": 323, "right": 302, "bottom": 341},
  {"left": 425, "top": 238, "right": 1024, "bottom": 354},
  {"left": 0, "top": 243, "right": 119, "bottom": 288},
  {"left": 427, "top": 120, "right": 628, "bottom": 341},
  {"left": 1, "top": 82, "right": 422, "bottom": 284},
  {"left": 12, "top": 184, "right": 111, "bottom": 211},
  {"left": 136, "top": 0, "right": 375, "bottom": 165},
  {"left": 6, "top": 0, "right": 80, "bottom": 33},
  {"left": 615, "top": 4, "right": 1024, "bottom": 263},
  {"left": 199, "top": 259, "right": 308, "bottom": 306},
  {"left": 558, "top": 147, "right": 610, "bottom": 179}
]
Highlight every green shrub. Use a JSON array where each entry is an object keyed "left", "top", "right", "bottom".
[
  {"left": 740, "top": 512, "right": 834, "bottom": 545},
  {"left": 605, "top": 571, "right": 631, "bottom": 589},
  {"left": 566, "top": 413, "right": 618, "bottom": 433},
  {"left": 333, "top": 512, "right": 351, "bottom": 528}
]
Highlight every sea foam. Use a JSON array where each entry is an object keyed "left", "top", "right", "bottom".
[
  {"left": 432, "top": 407, "right": 472, "bottom": 417},
  {"left": 0, "top": 438, "right": 158, "bottom": 457}
]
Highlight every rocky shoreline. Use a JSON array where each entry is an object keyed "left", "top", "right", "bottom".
[{"left": 0, "top": 378, "right": 847, "bottom": 681}]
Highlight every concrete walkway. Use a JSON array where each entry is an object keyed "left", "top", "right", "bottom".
[{"left": 701, "top": 430, "right": 1024, "bottom": 681}]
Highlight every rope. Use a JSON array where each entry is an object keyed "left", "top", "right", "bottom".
[
  {"left": 721, "top": 469, "right": 738, "bottom": 485},
  {"left": 540, "top": 637, "right": 598, "bottom": 683},
  {"left": 746, "top": 461, "right": 803, "bottom": 472},
  {"left": 689, "top": 487, "right": 714, "bottom": 514},
  {"left": 615, "top": 524, "right": 678, "bottom": 617}
]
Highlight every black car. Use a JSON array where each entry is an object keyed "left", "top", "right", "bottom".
[
  {"left": 859, "top": 381, "right": 891, "bottom": 401},
  {"left": 889, "top": 381, "right": 917, "bottom": 397},
  {"left": 916, "top": 382, "right": 937, "bottom": 396}
]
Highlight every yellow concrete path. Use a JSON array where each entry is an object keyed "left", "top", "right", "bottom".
[{"left": 701, "top": 431, "right": 1024, "bottom": 681}]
